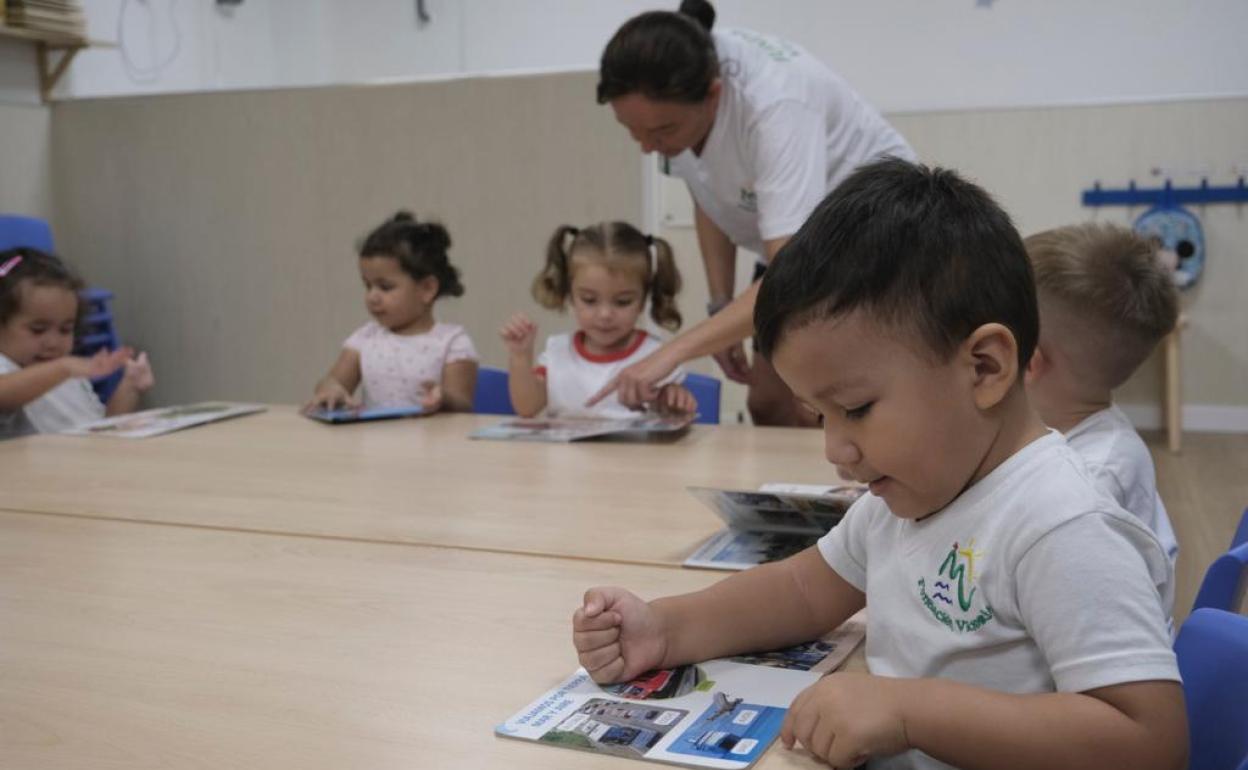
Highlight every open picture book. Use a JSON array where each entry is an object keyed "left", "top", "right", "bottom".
[
  {"left": 496, "top": 611, "right": 866, "bottom": 769},
  {"left": 61, "top": 402, "right": 266, "bottom": 439},
  {"left": 470, "top": 414, "right": 693, "bottom": 443},
  {"left": 305, "top": 405, "right": 425, "bottom": 424},
  {"left": 683, "top": 483, "right": 866, "bottom": 571}
]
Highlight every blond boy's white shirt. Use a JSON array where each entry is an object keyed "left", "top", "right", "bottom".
[
  {"left": 1064, "top": 403, "right": 1179, "bottom": 565},
  {"left": 817, "top": 431, "right": 1178, "bottom": 770}
]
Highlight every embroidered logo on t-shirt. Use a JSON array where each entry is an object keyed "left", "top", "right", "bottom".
[
  {"left": 729, "top": 29, "right": 801, "bottom": 63},
  {"left": 738, "top": 188, "right": 758, "bottom": 212},
  {"left": 917, "top": 539, "right": 995, "bottom": 633}
]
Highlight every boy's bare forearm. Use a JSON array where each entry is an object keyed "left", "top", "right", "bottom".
[
  {"left": 0, "top": 360, "right": 71, "bottom": 411},
  {"left": 655, "top": 548, "right": 862, "bottom": 667},
  {"left": 900, "top": 678, "right": 1186, "bottom": 770}
]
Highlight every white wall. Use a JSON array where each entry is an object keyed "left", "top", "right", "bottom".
[
  {"left": 0, "top": 102, "right": 52, "bottom": 218},
  {"left": 34, "top": 0, "right": 1248, "bottom": 108}
]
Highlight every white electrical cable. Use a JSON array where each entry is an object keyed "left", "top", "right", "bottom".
[{"left": 117, "top": 0, "right": 182, "bottom": 84}]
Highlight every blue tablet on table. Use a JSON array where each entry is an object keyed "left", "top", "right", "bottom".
[{"left": 306, "top": 405, "right": 426, "bottom": 424}]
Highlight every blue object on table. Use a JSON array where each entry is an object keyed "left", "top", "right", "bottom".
[
  {"left": 684, "top": 373, "right": 721, "bottom": 425},
  {"left": 0, "top": 215, "right": 124, "bottom": 402},
  {"left": 306, "top": 405, "right": 425, "bottom": 424},
  {"left": 1174, "top": 608, "right": 1248, "bottom": 770},
  {"left": 473, "top": 366, "right": 515, "bottom": 415},
  {"left": 0, "top": 214, "right": 55, "bottom": 251},
  {"left": 1191, "top": 508, "right": 1248, "bottom": 613}
]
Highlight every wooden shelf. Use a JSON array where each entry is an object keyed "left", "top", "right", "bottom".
[{"left": 0, "top": 23, "right": 113, "bottom": 102}]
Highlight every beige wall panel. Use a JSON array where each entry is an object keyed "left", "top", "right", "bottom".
[
  {"left": 663, "top": 98, "right": 1248, "bottom": 421},
  {"left": 890, "top": 98, "right": 1248, "bottom": 409},
  {"left": 49, "top": 72, "right": 639, "bottom": 405}
]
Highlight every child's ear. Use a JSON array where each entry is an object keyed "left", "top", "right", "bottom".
[
  {"left": 1023, "top": 344, "right": 1048, "bottom": 386},
  {"left": 963, "top": 323, "right": 1019, "bottom": 411},
  {"left": 418, "top": 275, "right": 440, "bottom": 301}
]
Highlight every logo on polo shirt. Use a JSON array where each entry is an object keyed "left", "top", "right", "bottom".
[
  {"left": 738, "top": 188, "right": 758, "bottom": 212},
  {"left": 917, "top": 539, "right": 995, "bottom": 633}
]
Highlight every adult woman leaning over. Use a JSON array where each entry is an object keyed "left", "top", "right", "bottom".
[{"left": 589, "top": 0, "right": 914, "bottom": 425}]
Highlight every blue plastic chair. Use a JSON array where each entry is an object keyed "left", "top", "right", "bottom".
[
  {"left": 684, "top": 372, "right": 721, "bottom": 425},
  {"left": 1233, "top": 506, "right": 1248, "bottom": 550},
  {"left": 0, "top": 214, "right": 123, "bottom": 401},
  {"left": 1174, "top": 608, "right": 1248, "bottom": 770},
  {"left": 473, "top": 366, "right": 515, "bottom": 415},
  {"left": 0, "top": 214, "right": 54, "bottom": 251},
  {"left": 1191, "top": 507, "right": 1248, "bottom": 613}
]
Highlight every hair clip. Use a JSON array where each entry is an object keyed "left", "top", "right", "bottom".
[{"left": 0, "top": 255, "right": 23, "bottom": 278}]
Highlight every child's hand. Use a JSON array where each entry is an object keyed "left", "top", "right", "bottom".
[
  {"left": 122, "top": 351, "right": 155, "bottom": 392},
  {"left": 419, "top": 380, "right": 442, "bottom": 413},
  {"left": 780, "top": 672, "right": 910, "bottom": 766},
  {"left": 572, "top": 587, "right": 669, "bottom": 684},
  {"left": 303, "top": 381, "right": 359, "bottom": 413},
  {"left": 499, "top": 313, "right": 539, "bottom": 358},
  {"left": 64, "top": 347, "right": 134, "bottom": 380},
  {"left": 655, "top": 383, "right": 697, "bottom": 416}
]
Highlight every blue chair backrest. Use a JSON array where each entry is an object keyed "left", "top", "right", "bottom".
[
  {"left": 684, "top": 373, "right": 721, "bottom": 425},
  {"left": 1192, "top": 540, "right": 1248, "bottom": 613},
  {"left": 473, "top": 366, "right": 515, "bottom": 415},
  {"left": 1234, "top": 506, "right": 1248, "bottom": 550},
  {"left": 1174, "top": 608, "right": 1248, "bottom": 770},
  {"left": 0, "top": 214, "right": 55, "bottom": 251}
]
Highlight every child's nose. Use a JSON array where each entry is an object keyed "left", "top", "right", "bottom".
[{"left": 824, "top": 425, "right": 862, "bottom": 468}]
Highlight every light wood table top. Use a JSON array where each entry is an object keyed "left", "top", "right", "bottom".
[
  {"left": 0, "top": 407, "right": 833, "bottom": 567},
  {"left": 0, "top": 510, "right": 844, "bottom": 770}
]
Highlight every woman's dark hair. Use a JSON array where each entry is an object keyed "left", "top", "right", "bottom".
[
  {"left": 533, "top": 222, "right": 683, "bottom": 332},
  {"left": 0, "top": 246, "right": 84, "bottom": 327},
  {"left": 755, "top": 158, "right": 1038, "bottom": 373},
  {"left": 358, "top": 211, "right": 464, "bottom": 298},
  {"left": 597, "top": 0, "right": 719, "bottom": 104}
]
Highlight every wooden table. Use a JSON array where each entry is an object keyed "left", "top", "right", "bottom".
[
  {"left": 0, "top": 510, "right": 838, "bottom": 770},
  {"left": 0, "top": 407, "right": 833, "bottom": 566}
]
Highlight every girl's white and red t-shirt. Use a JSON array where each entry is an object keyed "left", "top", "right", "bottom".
[
  {"left": 343, "top": 321, "right": 478, "bottom": 408},
  {"left": 536, "top": 330, "right": 685, "bottom": 419}
]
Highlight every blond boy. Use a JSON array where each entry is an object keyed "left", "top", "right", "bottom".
[{"left": 1024, "top": 223, "right": 1179, "bottom": 565}]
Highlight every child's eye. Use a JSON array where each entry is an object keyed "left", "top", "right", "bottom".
[
  {"left": 844, "top": 402, "right": 873, "bottom": 421},
  {"left": 579, "top": 296, "right": 597, "bottom": 305}
]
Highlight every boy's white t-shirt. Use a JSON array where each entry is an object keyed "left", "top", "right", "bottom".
[
  {"left": 536, "top": 331, "right": 685, "bottom": 419},
  {"left": 664, "top": 28, "right": 915, "bottom": 259},
  {"left": 818, "top": 432, "right": 1178, "bottom": 770},
  {"left": 0, "top": 353, "right": 37, "bottom": 439},
  {"left": 1064, "top": 404, "right": 1179, "bottom": 565},
  {"left": 343, "top": 321, "right": 478, "bottom": 409}
]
